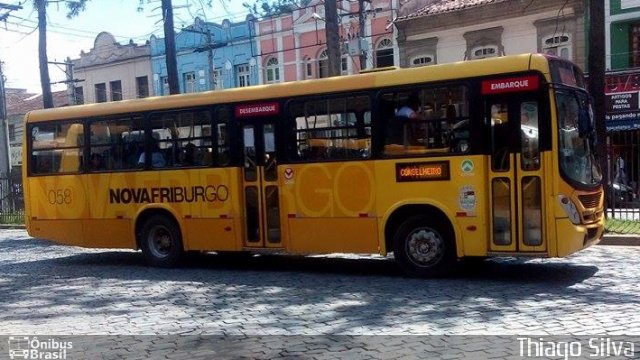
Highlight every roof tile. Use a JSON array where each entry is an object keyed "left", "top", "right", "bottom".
[{"left": 397, "top": 0, "right": 506, "bottom": 21}]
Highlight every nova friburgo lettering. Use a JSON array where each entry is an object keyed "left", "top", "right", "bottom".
[{"left": 109, "top": 186, "right": 229, "bottom": 204}]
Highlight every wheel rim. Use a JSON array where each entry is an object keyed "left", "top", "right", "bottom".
[
  {"left": 405, "top": 227, "right": 444, "bottom": 267},
  {"left": 147, "top": 225, "right": 173, "bottom": 259}
]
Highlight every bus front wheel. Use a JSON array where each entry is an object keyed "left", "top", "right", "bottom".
[
  {"left": 393, "top": 216, "right": 455, "bottom": 277},
  {"left": 139, "top": 215, "right": 184, "bottom": 267}
]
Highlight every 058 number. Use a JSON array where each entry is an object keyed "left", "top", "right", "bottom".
[{"left": 48, "top": 189, "right": 72, "bottom": 205}]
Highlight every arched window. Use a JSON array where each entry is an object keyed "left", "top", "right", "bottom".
[
  {"left": 318, "top": 49, "right": 329, "bottom": 78},
  {"left": 265, "top": 57, "right": 280, "bottom": 83},
  {"left": 376, "top": 38, "right": 394, "bottom": 68},
  {"left": 303, "top": 56, "right": 313, "bottom": 79},
  {"left": 470, "top": 45, "right": 498, "bottom": 60},
  {"left": 542, "top": 34, "right": 572, "bottom": 60},
  {"left": 411, "top": 55, "right": 435, "bottom": 67}
]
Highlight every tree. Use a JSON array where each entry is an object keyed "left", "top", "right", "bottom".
[
  {"left": 34, "top": 0, "right": 90, "bottom": 109},
  {"left": 137, "top": 0, "right": 184, "bottom": 94},
  {"left": 243, "top": 0, "right": 310, "bottom": 18},
  {"left": 161, "top": 0, "right": 179, "bottom": 95}
]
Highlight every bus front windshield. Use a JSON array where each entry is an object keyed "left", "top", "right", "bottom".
[{"left": 556, "top": 91, "right": 602, "bottom": 187}]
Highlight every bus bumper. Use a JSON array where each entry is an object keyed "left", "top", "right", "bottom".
[{"left": 555, "top": 218, "right": 604, "bottom": 257}]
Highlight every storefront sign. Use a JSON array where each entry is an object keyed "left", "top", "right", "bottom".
[
  {"left": 605, "top": 73, "right": 640, "bottom": 130},
  {"left": 606, "top": 92, "right": 639, "bottom": 112}
]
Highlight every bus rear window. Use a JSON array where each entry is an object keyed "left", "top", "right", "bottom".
[{"left": 30, "top": 122, "right": 84, "bottom": 175}]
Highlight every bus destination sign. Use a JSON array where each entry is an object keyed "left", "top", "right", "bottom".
[
  {"left": 235, "top": 102, "right": 280, "bottom": 118},
  {"left": 481, "top": 75, "right": 539, "bottom": 95},
  {"left": 395, "top": 161, "right": 450, "bottom": 182}
]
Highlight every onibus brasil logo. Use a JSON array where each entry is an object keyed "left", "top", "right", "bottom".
[{"left": 8, "top": 337, "right": 72, "bottom": 359}]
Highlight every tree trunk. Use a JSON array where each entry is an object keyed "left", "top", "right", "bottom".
[
  {"left": 161, "top": 0, "right": 180, "bottom": 95},
  {"left": 324, "top": 0, "right": 341, "bottom": 77},
  {"left": 36, "top": 0, "right": 53, "bottom": 108},
  {"left": 588, "top": 0, "right": 607, "bottom": 198}
]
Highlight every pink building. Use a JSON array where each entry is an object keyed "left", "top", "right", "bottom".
[{"left": 255, "top": 0, "right": 398, "bottom": 84}]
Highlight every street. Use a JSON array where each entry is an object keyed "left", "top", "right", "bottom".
[
  {"left": 0, "top": 229, "right": 639, "bottom": 337},
  {"left": 0, "top": 230, "right": 640, "bottom": 335}
]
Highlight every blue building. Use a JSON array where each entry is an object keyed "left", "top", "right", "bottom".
[{"left": 150, "top": 16, "right": 258, "bottom": 95}]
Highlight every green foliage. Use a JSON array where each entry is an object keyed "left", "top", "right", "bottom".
[
  {"left": 65, "top": 0, "right": 91, "bottom": 18},
  {"left": 0, "top": 212, "right": 25, "bottom": 225},
  {"left": 243, "top": 0, "right": 311, "bottom": 18},
  {"left": 605, "top": 218, "right": 640, "bottom": 234},
  {"left": 32, "top": 0, "right": 90, "bottom": 18}
]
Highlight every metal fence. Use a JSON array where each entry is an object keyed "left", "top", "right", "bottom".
[
  {"left": 0, "top": 169, "right": 24, "bottom": 224},
  {"left": 606, "top": 131, "right": 640, "bottom": 221}
]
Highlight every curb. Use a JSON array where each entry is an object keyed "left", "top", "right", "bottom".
[
  {"left": 599, "top": 234, "right": 640, "bottom": 246},
  {"left": 0, "top": 224, "right": 25, "bottom": 230}
]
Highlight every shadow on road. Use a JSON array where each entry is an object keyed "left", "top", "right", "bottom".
[{"left": 1, "top": 236, "right": 628, "bottom": 334}]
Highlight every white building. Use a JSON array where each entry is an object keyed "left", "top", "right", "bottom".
[
  {"left": 395, "top": 0, "right": 586, "bottom": 69},
  {"left": 71, "top": 32, "right": 154, "bottom": 104}
]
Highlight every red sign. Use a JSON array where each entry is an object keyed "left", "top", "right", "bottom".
[
  {"left": 481, "top": 76, "right": 539, "bottom": 95},
  {"left": 235, "top": 102, "right": 280, "bottom": 118}
]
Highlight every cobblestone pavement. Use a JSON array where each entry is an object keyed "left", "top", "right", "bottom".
[{"left": 0, "top": 230, "right": 639, "bottom": 338}]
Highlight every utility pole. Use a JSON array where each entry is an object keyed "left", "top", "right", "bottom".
[
  {"left": 324, "top": 0, "right": 341, "bottom": 77},
  {"left": 358, "top": 0, "right": 367, "bottom": 70},
  {"left": 0, "top": 60, "right": 11, "bottom": 178},
  {"left": 161, "top": 0, "right": 180, "bottom": 94},
  {"left": 185, "top": 27, "right": 223, "bottom": 91},
  {"left": 207, "top": 29, "right": 215, "bottom": 90},
  {"left": 588, "top": 0, "right": 607, "bottom": 198},
  {"left": 47, "top": 60, "right": 83, "bottom": 104},
  {"left": 65, "top": 58, "right": 76, "bottom": 104}
]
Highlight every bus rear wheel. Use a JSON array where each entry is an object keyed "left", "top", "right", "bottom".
[
  {"left": 393, "top": 216, "right": 455, "bottom": 277},
  {"left": 139, "top": 215, "right": 184, "bottom": 267}
]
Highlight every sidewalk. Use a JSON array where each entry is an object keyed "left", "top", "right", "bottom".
[
  {"left": 599, "top": 234, "right": 640, "bottom": 246},
  {"left": 2, "top": 224, "right": 638, "bottom": 245}
]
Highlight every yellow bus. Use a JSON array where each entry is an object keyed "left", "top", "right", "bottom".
[{"left": 23, "top": 53, "right": 604, "bottom": 277}]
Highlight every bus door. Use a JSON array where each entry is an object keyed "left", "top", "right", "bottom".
[
  {"left": 487, "top": 98, "right": 546, "bottom": 253},
  {"left": 240, "top": 118, "right": 283, "bottom": 248}
]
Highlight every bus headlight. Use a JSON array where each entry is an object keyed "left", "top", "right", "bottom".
[{"left": 559, "top": 195, "right": 581, "bottom": 225}]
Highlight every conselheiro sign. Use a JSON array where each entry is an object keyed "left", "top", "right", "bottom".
[{"left": 481, "top": 75, "right": 539, "bottom": 95}]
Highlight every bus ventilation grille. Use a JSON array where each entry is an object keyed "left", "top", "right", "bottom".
[{"left": 578, "top": 192, "right": 602, "bottom": 209}]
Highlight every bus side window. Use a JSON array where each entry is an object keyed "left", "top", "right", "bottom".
[
  {"left": 520, "top": 101, "right": 540, "bottom": 171},
  {"left": 491, "top": 103, "right": 510, "bottom": 172}
]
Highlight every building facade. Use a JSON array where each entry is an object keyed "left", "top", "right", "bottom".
[
  {"left": 5, "top": 89, "right": 70, "bottom": 170},
  {"left": 255, "top": 0, "right": 398, "bottom": 83},
  {"left": 150, "top": 16, "right": 258, "bottom": 95},
  {"left": 605, "top": 0, "right": 640, "bottom": 197},
  {"left": 71, "top": 32, "right": 153, "bottom": 104},
  {"left": 395, "top": 0, "right": 586, "bottom": 69}
]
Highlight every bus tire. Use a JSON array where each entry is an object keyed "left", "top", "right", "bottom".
[
  {"left": 393, "top": 215, "right": 455, "bottom": 277},
  {"left": 139, "top": 215, "right": 184, "bottom": 268}
]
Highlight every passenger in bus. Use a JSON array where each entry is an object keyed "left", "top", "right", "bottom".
[
  {"left": 89, "top": 153, "right": 104, "bottom": 171},
  {"left": 182, "top": 143, "right": 196, "bottom": 166},
  {"left": 138, "top": 141, "right": 166, "bottom": 168},
  {"left": 396, "top": 94, "right": 422, "bottom": 120},
  {"left": 107, "top": 143, "right": 126, "bottom": 170},
  {"left": 394, "top": 94, "right": 426, "bottom": 145}
]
